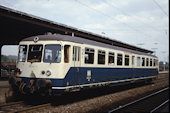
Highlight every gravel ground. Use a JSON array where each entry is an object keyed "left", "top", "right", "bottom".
[
  {"left": 0, "top": 81, "right": 9, "bottom": 88},
  {"left": 48, "top": 74, "right": 169, "bottom": 113},
  {"left": 0, "top": 73, "right": 169, "bottom": 112},
  {"left": 0, "top": 88, "right": 9, "bottom": 104},
  {"left": 0, "top": 81, "right": 11, "bottom": 104},
  {"left": 157, "top": 73, "right": 169, "bottom": 78}
]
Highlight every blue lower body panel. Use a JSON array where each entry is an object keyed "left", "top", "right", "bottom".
[
  {"left": 63, "top": 67, "right": 158, "bottom": 86},
  {"left": 17, "top": 67, "right": 158, "bottom": 94}
]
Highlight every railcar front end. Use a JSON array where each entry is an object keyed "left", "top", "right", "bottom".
[{"left": 9, "top": 38, "right": 69, "bottom": 95}]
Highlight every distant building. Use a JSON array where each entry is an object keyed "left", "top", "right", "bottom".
[{"left": 159, "top": 61, "right": 169, "bottom": 71}]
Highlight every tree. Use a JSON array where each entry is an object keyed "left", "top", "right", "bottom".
[{"left": 1, "top": 55, "right": 16, "bottom": 62}]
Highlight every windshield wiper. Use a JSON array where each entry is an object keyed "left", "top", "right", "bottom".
[{"left": 50, "top": 56, "right": 58, "bottom": 64}]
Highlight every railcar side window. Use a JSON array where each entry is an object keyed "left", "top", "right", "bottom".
[
  {"left": 146, "top": 58, "right": 149, "bottom": 66},
  {"left": 28, "top": 45, "right": 43, "bottom": 62},
  {"left": 77, "top": 47, "right": 80, "bottom": 61},
  {"left": 43, "top": 45, "right": 61, "bottom": 63},
  {"left": 73, "top": 46, "right": 80, "bottom": 61},
  {"left": 73, "top": 46, "right": 76, "bottom": 61},
  {"left": 125, "top": 55, "right": 129, "bottom": 66},
  {"left": 108, "top": 52, "right": 114, "bottom": 65},
  {"left": 142, "top": 57, "right": 145, "bottom": 66},
  {"left": 132, "top": 56, "right": 135, "bottom": 66},
  {"left": 117, "top": 54, "right": 122, "bottom": 65},
  {"left": 84, "top": 48, "right": 94, "bottom": 64},
  {"left": 18, "top": 45, "right": 27, "bottom": 62},
  {"left": 137, "top": 57, "right": 141, "bottom": 67},
  {"left": 64, "top": 45, "right": 70, "bottom": 63},
  {"left": 156, "top": 59, "right": 158, "bottom": 66},
  {"left": 153, "top": 59, "right": 156, "bottom": 66},
  {"left": 150, "top": 58, "right": 152, "bottom": 66},
  {"left": 73, "top": 47, "right": 75, "bottom": 61},
  {"left": 98, "top": 50, "right": 105, "bottom": 64}
]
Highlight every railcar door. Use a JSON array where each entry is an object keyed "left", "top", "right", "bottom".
[{"left": 73, "top": 46, "right": 81, "bottom": 87}]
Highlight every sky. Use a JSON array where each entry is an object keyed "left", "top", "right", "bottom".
[{"left": 0, "top": 0, "right": 169, "bottom": 62}]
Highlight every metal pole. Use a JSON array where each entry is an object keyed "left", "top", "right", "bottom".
[{"left": 163, "top": 62, "right": 166, "bottom": 71}]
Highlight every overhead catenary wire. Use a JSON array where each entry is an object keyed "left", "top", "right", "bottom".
[
  {"left": 75, "top": 0, "right": 156, "bottom": 39},
  {"left": 152, "top": 0, "right": 169, "bottom": 38},
  {"left": 81, "top": 28, "right": 168, "bottom": 32},
  {"left": 153, "top": 0, "right": 169, "bottom": 38},
  {"left": 102, "top": 0, "right": 168, "bottom": 31},
  {"left": 75, "top": 0, "right": 168, "bottom": 58},
  {"left": 153, "top": 0, "right": 169, "bottom": 17}
]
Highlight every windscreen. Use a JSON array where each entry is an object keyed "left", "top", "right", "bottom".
[
  {"left": 43, "top": 45, "right": 61, "bottom": 63},
  {"left": 18, "top": 45, "right": 27, "bottom": 62},
  {"left": 27, "top": 45, "right": 43, "bottom": 62}
]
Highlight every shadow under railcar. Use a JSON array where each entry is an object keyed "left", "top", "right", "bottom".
[{"left": 6, "top": 78, "right": 153, "bottom": 106}]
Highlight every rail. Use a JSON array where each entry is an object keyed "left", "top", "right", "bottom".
[
  {"left": 16, "top": 103, "right": 51, "bottom": 113},
  {"left": 0, "top": 101, "right": 51, "bottom": 113},
  {"left": 108, "top": 87, "right": 169, "bottom": 113},
  {"left": 150, "top": 99, "right": 169, "bottom": 113},
  {"left": 0, "top": 101, "right": 24, "bottom": 109}
]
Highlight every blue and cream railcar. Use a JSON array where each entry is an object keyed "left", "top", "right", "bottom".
[{"left": 9, "top": 34, "right": 159, "bottom": 95}]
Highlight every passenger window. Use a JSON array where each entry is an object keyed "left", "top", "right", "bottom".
[
  {"left": 146, "top": 58, "right": 149, "bottom": 66},
  {"left": 142, "top": 57, "right": 145, "bottom": 66},
  {"left": 98, "top": 50, "right": 105, "bottom": 64},
  {"left": 73, "top": 46, "right": 80, "bottom": 61},
  {"left": 132, "top": 56, "right": 135, "bottom": 66},
  {"left": 77, "top": 47, "right": 80, "bottom": 61},
  {"left": 125, "top": 55, "right": 129, "bottom": 66},
  {"left": 72, "top": 46, "right": 77, "bottom": 61},
  {"left": 153, "top": 59, "right": 156, "bottom": 66},
  {"left": 84, "top": 48, "right": 94, "bottom": 64},
  {"left": 117, "top": 54, "right": 122, "bottom": 65},
  {"left": 137, "top": 57, "right": 140, "bottom": 67},
  {"left": 150, "top": 59, "right": 152, "bottom": 66},
  {"left": 156, "top": 59, "right": 158, "bottom": 66},
  {"left": 108, "top": 52, "right": 114, "bottom": 65},
  {"left": 64, "top": 45, "right": 70, "bottom": 63}
]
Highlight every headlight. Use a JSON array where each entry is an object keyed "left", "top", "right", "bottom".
[{"left": 46, "top": 70, "right": 51, "bottom": 76}]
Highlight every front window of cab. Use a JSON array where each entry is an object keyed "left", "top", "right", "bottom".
[
  {"left": 18, "top": 45, "right": 27, "bottom": 62},
  {"left": 43, "top": 45, "right": 61, "bottom": 63},
  {"left": 27, "top": 45, "right": 43, "bottom": 62}
]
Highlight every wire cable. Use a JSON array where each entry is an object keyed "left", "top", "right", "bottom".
[
  {"left": 153, "top": 0, "right": 169, "bottom": 17},
  {"left": 75, "top": 0, "right": 155, "bottom": 38},
  {"left": 102, "top": 0, "right": 166, "bottom": 31}
]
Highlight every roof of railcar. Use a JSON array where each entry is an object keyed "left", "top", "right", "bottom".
[{"left": 22, "top": 34, "right": 157, "bottom": 57}]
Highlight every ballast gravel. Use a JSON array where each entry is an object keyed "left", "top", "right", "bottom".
[
  {"left": 0, "top": 73, "right": 168, "bottom": 113},
  {"left": 48, "top": 74, "right": 169, "bottom": 113}
]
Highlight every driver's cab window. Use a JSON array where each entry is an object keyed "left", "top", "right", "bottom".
[
  {"left": 43, "top": 44, "right": 61, "bottom": 63},
  {"left": 18, "top": 45, "right": 27, "bottom": 62}
]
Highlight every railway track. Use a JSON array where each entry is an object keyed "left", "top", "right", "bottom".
[
  {"left": 153, "top": 76, "right": 168, "bottom": 83},
  {"left": 0, "top": 73, "right": 168, "bottom": 113},
  {"left": 108, "top": 87, "right": 169, "bottom": 113},
  {"left": 0, "top": 101, "right": 24, "bottom": 111},
  {"left": 0, "top": 101, "right": 51, "bottom": 113}
]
